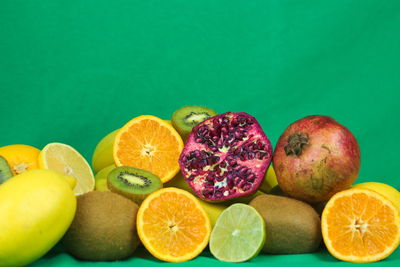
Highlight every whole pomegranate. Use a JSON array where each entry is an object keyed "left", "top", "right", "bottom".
[
  {"left": 273, "top": 115, "right": 360, "bottom": 203},
  {"left": 179, "top": 112, "right": 272, "bottom": 201}
]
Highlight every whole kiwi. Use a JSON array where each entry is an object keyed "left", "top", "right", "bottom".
[
  {"left": 62, "top": 191, "right": 140, "bottom": 261},
  {"left": 249, "top": 194, "right": 321, "bottom": 254}
]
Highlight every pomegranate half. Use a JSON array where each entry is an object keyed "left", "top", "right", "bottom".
[{"left": 179, "top": 112, "right": 272, "bottom": 201}]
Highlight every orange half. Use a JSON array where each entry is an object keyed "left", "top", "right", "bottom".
[
  {"left": 322, "top": 188, "right": 400, "bottom": 263},
  {"left": 0, "top": 144, "right": 40, "bottom": 175},
  {"left": 137, "top": 188, "right": 211, "bottom": 262},
  {"left": 113, "top": 115, "right": 184, "bottom": 183}
]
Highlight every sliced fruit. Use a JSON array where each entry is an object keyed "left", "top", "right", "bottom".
[
  {"left": 321, "top": 188, "right": 400, "bottom": 263},
  {"left": 107, "top": 166, "right": 163, "bottom": 205},
  {"left": 165, "top": 173, "right": 264, "bottom": 205},
  {"left": 179, "top": 112, "right": 272, "bottom": 202},
  {"left": 353, "top": 182, "right": 400, "bottom": 212},
  {"left": 137, "top": 187, "right": 210, "bottom": 262},
  {"left": 92, "top": 129, "right": 119, "bottom": 173},
  {"left": 94, "top": 165, "right": 115, "bottom": 191},
  {"left": 164, "top": 173, "right": 226, "bottom": 227},
  {"left": 39, "top": 143, "right": 95, "bottom": 195},
  {"left": 0, "top": 156, "right": 13, "bottom": 184},
  {"left": 210, "top": 203, "right": 265, "bottom": 262},
  {"left": 92, "top": 121, "right": 171, "bottom": 174},
  {"left": 0, "top": 144, "right": 40, "bottom": 175},
  {"left": 171, "top": 105, "right": 217, "bottom": 140},
  {"left": 114, "top": 115, "right": 184, "bottom": 183}
]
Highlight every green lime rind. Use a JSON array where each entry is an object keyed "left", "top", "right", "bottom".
[{"left": 210, "top": 203, "right": 266, "bottom": 262}]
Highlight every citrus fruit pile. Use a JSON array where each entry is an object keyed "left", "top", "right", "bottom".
[{"left": 0, "top": 105, "right": 399, "bottom": 266}]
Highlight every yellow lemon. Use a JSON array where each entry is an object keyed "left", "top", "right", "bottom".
[
  {"left": 259, "top": 165, "right": 278, "bottom": 193},
  {"left": 0, "top": 169, "right": 76, "bottom": 267},
  {"left": 94, "top": 164, "right": 115, "bottom": 191},
  {"left": 92, "top": 129, "right": 120, "bottom": 173}
]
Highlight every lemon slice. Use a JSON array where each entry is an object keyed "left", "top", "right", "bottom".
[{"left": 39, "top": 143, "right": 95, "bottom": 195}]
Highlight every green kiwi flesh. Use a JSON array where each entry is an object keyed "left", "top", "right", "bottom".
[
  {"left": 0, "top": 156, "right": 13, "bottom": 184},
  {"left": 171, "top": 105, "right": 217, "bottom": 139},
  {"left": 62, "top": 191, "right": 140, "bottom": 261},
  {"left": 107, "top": 166, "right": 162, "bottom": 204}
]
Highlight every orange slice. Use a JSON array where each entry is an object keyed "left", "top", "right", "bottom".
[
  {"left": 321, "top": 188, "right": 400, "bottom": 263},
  {"left": 137, "top": 187, "right": 211, "bottom": 262},
  {"left": 113, "top": 115, "right": 183, "bottom": 183},
  {"left": 0, "top": 144, "right": 40, "bottom": 175}
]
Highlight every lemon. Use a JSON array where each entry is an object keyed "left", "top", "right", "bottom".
[
  {"left": 39, "top": 143, "right": 95, "bottom": 195},
  {"left": 0, "top": 169, "right": 76, "bottom": 267},
  {"left": 92, "top": 129, "right": 120, "bottom": 173},
  {"left": 259, "top": 165, "right": 278, "bottom": 193},
  {"left": 353, "top": 182, "right": 400, "bottom": 212},
  {"left": 197, "top": 199, "right": 226, "bottom": 228},
  {"left": 64, "top": 175, "right": 77, "bottom": 189},
  {"left": 94, "top": 164, "right": 115, "bottom": 191}
]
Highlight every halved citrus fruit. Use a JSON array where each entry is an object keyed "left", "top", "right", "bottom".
[
  {"left": 210, "top": 203, "right": 265, "bottom": 262},
  {"left": 0, "top": 144, "right": 40, "bottom": 175},
  {"left": 322, "top": 188, "right": 400, "bottom": 263},
  {"left": 39, "top": 143, "right": 95, "bottom": 195},
  {"left": 137, "top": 187, "right": 211, "bottom": 262},
  {"left": 113, "top": 115, "right": 183, "bottom": 183},
  {"left": 353, "top": 182, "right": 400, "bottom": 212}
]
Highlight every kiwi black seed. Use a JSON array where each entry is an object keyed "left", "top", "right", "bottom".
[
  {"left": 171, "top": 105, "right": 217, "bottom": 140},
  {"left": 107, "top": 166, "right": 162, "bottom": 204},
  {"left": 0, "top": 156, "right": 13, "bottom": 184},
  {"left": 62, "top": 191, "right": 140, "bottom": 261}
]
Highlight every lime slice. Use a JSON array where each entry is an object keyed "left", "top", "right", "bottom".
[
  {"left": 39, "top": 143, "right": 95, "bottom": 195},
  {"left": 210, "top": 203, "right": 265, "bottom": 262}
]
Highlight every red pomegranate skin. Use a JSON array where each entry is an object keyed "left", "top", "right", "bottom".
[{"left": 273, "top": 115, "right": 360, "bottom": 203}]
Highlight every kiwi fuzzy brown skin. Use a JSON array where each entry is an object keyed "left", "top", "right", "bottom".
[
  {"left": 171, "top": 105, "right": 217, "bottom": 141},
  {"left": 107, "top": 166, "right": 163, "bottom": 205},
  {"left": 62, "top": 191, "right": 140, "bottom": 261},
  {"left": 269, "top": 185, "right": 326, "bottom": 216},
  {"left": 249, "top": 194, "right": 322, "bottom": 254},
  {"left": 0, "top": 156, "right": 13, "bottom": 184}
]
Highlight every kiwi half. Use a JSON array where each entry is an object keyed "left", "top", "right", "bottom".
[
  {"left": 172, "top": 105, "right": 217, "bottom": 140},
  {"left": 0, "top": 156, "right": 13, "bottom": 184},
  {"left": 107, "top": 166, "right": 162, "bottom": 204}
]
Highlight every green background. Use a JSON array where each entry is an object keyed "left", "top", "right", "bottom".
[{"left": 1, "top": 0, "right": 399, "bottom": 265}]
